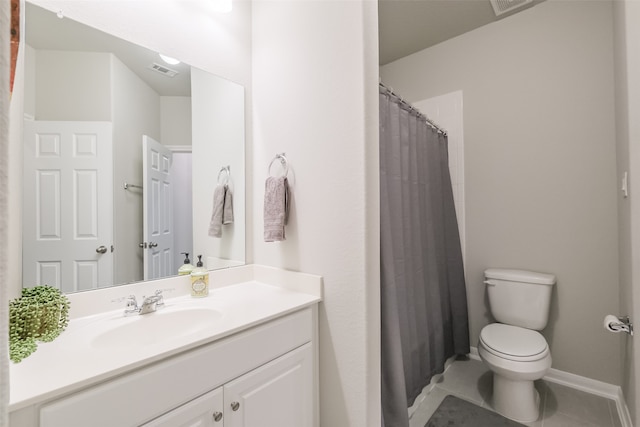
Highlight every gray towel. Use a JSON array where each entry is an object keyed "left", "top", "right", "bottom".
[
  {"left": 222, "top": 186, "right": 234, "bottom": 225},
  {"left": 208, "top": 184, "right": 233, "bottom": 238},
  {"left": 264, "top": 176, "right": 290, "bottom": 242}
]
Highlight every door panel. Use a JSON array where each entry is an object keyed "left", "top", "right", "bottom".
[
  {"left": 143, "top": 135, "right": 174, "bottom": 280},
  {"left": 23, "top": 121, "right": 113, "bottom": 292}
]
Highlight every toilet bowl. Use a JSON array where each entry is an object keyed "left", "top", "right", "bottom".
[{"left": 478, "top": 323, "right": 552, "bottom": 422}]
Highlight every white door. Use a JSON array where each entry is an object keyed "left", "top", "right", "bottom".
[
  {"left": 141, "top": 387, "right": 224, "bottom": 427},
  {"left": 224, "top": 343, "right": 314, "bottom": 427},
  {"left": 143, "top": 135, "right": 174, "bottom": 280},
  {"left": 23, "top": 121, "right": 113, "bottom": 292}
]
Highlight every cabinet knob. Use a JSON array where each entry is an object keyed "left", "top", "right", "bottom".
[
  {"left": 231, "top": 401, "right": 240, "bottom": 411},
  {"left": 213, "top": 411, "right": 223, "bottom": 422}
]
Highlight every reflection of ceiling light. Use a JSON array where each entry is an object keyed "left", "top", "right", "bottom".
[
  {"left": 211, "top": 0, "right": 232, "bottom": 13},
  {"left": 159, "top": 54, "right": 180, "bottom": 65}
]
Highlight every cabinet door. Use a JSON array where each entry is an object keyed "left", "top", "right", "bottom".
[
  {"left": 224, "top": 343, "right": 313, "bottom": 427},
  {"left": 142, "top": 387, "right": 224, "bottom": 427}
]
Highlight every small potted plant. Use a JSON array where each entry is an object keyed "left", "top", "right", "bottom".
[{"left": 9, "top": 285, "right": 70, "bottom": 363}]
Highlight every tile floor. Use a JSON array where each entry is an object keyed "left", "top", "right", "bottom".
[{"left": 409, "top": 358, "right": 623, "bottom": 427}]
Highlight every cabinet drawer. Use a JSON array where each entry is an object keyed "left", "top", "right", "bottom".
[{"left": 40, "top": 308, "right": 312, "bottom": 427}]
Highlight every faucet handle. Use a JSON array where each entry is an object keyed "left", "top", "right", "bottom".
[
  {"left": 125, "top": 295, "right": 138, "bottom": 308},
  {"left": 124, "top": 295, "right": 139, "bottom": 315},
  {"left": 154, "top": 289, "right": 165, "bottom": 308}
]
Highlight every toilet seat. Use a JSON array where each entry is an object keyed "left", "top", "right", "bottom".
[{"left": 480, "top": 324, "right": 548, "bottom": 362}]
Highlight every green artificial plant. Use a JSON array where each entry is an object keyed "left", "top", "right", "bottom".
[{"left": 9, "top": 285, "right": 70, "bottom": 363}]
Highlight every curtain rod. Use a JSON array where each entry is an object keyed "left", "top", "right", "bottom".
[{"left": 379, "top": 81, "right": 448, "bottom": 137}]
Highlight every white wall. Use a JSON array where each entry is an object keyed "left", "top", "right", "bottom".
[
  {"left": 33, "top": 50, "right": 111, "bottom": 120},
  {"left": 191, "top": 67, "right": 245, "bottom": 267},
  {"left": 160, "top": 96, "right": 192, "bottom": 147},
  {"left": 252, "top": 1, "right": 380, "bottom": 426},
  {"left": 171, "top": 152, "right": 193, "bottom": 270},
  {"left": 381, "top": 0, "right": 621, "bottom": 385},
  {"left": 110, "top": 55, "right": 161, "bottom": 285},
  {"left": 614, "top": 0, "right": 640, "bottom": 422},
  {"left": 27, "top": 0, "right": 252, "bottom": 89},
  {"left": 23, "top": 44, "right": 35, "bottom": 118}
]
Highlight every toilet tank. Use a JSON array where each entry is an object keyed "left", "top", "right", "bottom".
[{"left": 484, "top": 268, "right": 556, "bottom": 330}]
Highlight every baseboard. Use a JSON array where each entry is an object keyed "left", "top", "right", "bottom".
[{"left": 469, "top": 346, "right": 633, "bottom": 427}]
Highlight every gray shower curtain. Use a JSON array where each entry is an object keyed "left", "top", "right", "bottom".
[{"left": 380, "top": 84, "right": 470, "bottom": 427}]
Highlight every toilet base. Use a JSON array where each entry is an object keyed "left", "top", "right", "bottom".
[{"left": 492, "top": 373, "right": 540, "bottom": 423}]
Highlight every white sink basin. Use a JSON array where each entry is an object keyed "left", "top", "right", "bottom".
[{"left": 91, "top": 307, "right": 223, "bottom": 349}]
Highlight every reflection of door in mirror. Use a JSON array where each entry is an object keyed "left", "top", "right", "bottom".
[
  {"left": 22, "top": 120, "right": 113, "bottom": 292},
  {"left": 142, "top": 135, "right": 173, "bottom": 280}
]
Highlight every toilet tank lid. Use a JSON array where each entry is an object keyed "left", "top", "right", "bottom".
[{"left": 484, "top": 268, "right": 556, "bottom": 285}]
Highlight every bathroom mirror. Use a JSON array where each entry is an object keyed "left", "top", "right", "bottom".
[{"left": 21, "top": 2, "right": 246, "bottom": 293}]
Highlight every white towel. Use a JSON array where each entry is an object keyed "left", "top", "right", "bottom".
[
  {"left": 264, "top": 176, "right": 290, "bottom": 242},
  {"left": 208, "top": 184, "right": 233, "bottom": 238}
]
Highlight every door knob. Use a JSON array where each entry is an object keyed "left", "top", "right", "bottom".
[
  {"left": 139, "top": 242, "right": 148, "bottom": 249},
  {"left": 231, "top": 401, "right": 240, "bottom": 411},
  {"left": 96, "top": 246, "right": 108, "bottom": 254},
  {"left": 213, "top": 411, "right": 223, "bottom": 422},
  {"left": 149, "top": 242, "right": 158, "bottom": 248}
]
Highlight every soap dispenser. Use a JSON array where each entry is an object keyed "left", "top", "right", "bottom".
[
  {"left": 178, "top": 252, "right": 194, "bottom": 276},
  {"left": 190, "top": 255, "right": 209, "bottom": 297}
]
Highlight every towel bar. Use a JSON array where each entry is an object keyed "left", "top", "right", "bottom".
[
  {"left": 123, "top": 182, "right": 143, "bottom": 190},
  {"left": 218, "top": 165, "right": 231, "bottom": 185},
  {"left": 268, "top": 153, "right": 289, "bottom": 177}
]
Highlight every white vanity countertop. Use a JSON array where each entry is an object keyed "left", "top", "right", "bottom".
[{"left": 9, "top": 265, "right": 322, "bottom": 411}]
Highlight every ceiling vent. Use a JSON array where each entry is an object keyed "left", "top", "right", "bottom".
[
  {"left": 148, "top": 63, "right": 179, "bottom": 78},
  {"left": 490, "top": 0, "right": 533, "bottom": 16}
]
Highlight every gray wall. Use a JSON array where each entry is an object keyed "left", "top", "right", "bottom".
[
  {"left": 381, "top": 0, "right": 621, "bottom": 384},
  {"left": 613, "top": 0, "right": 640, "bottom": 422}
]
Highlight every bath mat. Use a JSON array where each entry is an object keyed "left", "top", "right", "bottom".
[{"left": 425, "top": 395, "right": 527, "bottom": 427}]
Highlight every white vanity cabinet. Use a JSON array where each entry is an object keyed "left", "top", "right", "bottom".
[
  {"left": 223, "top": 343, "right": 313, "bottom": 426},
  {"left": 144, "top": 343, "right": 313, "bottom": 427},
  {"left": 36, "top": 307, "right": 317, "bottom": 427},
  {"left": 142, "top": 387, "right": 224, "bottom": 427}
]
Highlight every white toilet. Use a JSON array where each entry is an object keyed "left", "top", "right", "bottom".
[{"left": 478, "top": 268, "right": 556, "bottom": 423}]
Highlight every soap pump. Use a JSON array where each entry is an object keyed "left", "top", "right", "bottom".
[
  {"left": 178, "top": 252, "right": 194, "bottom": 276},
  {"left": 190, "top": 255, "right": 209, "bottom": 297}
]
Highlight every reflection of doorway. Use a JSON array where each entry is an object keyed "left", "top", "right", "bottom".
[
  {"left": 142, "top": 135, "right": 173, "bottom": 280},
  {"left": 23, "top": 120, "right": 113, "bottom": 292},
  {"left": 169, "top": 147, "right": 193, "bottom": 271}
]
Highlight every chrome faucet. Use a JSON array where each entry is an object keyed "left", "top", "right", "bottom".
[{"left": 124, "top": 290, "right": 165, "bottom": 316}]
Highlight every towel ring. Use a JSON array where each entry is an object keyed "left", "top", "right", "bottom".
[
  {"left": 217, "top": 166, "right": 230, "bottom": 185},
  {"left": 268, "top": 153, "right": 289, "bottom": 177}
]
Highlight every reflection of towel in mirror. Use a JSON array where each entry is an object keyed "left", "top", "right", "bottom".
[
  {"left": 223, "top": 187, "right": 234, "bottom": 225},
  {"left": 264, "top": 176, "right": 290, "bottom": 242},
  {"left": 208, "top": 184, "right": 233, "bottom": 238}
]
